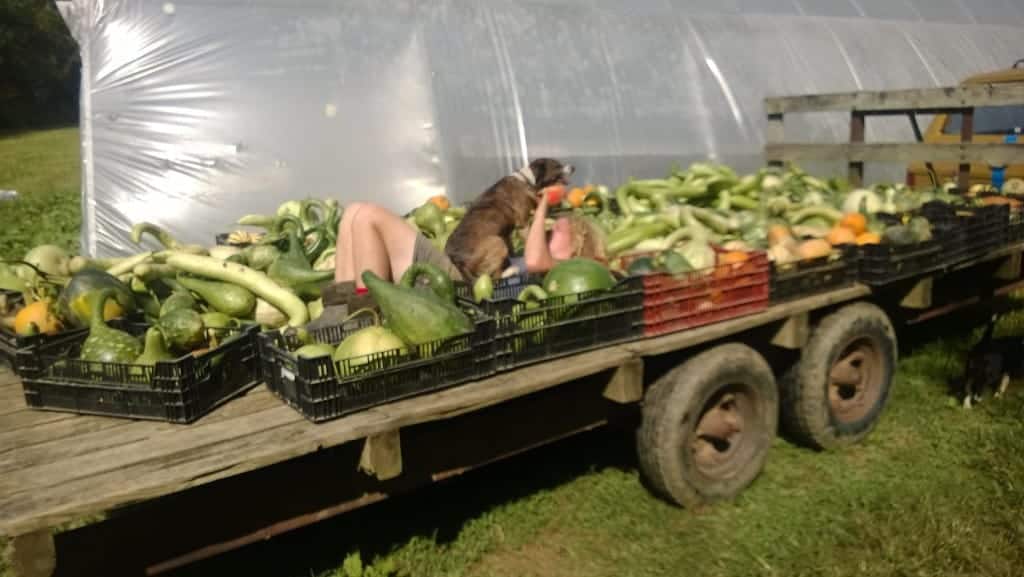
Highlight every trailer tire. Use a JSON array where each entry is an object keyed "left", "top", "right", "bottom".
[
  {"left": 637, "top": 343, "right": 778, "bottom": 508},
  {"left": 780, "top": 302, "right": 896, "bottom": 451}
]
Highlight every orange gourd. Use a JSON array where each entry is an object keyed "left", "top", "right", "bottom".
[
  {"left": 796, "top": 239, "right": 833, "bottom": 261},
  {"left": 567, "top": 187, "right": 587, "bottom": 208},
  {"left": 839, "top": 212, "right": 867, "bottom": 235},
  {"left": 855, "top": 232, "right": 881, "bottom": 245},
  {"left": 826, "top": 226, "right": 857, "bottom": 246},
  {"left": 767, "top": 225, "right": 793, "bottom": 247},
  {"left": 427, "top": 195, "right": 450, "bottom": 211},
  {"left": 13, "top": 301, "right": 63, "bottom": 336}
]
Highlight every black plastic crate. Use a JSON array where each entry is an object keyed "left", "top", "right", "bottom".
[
  {"left": 462, "top": 275, "right": 644, "bottom": 370},
  {"left": 771, "top": 244, "right": 858, "bottom": 302},
  {"left": 959, "top": 204, "right": 1010, "bottom": 261},
  {"left": 858, "top": 240, "right": 942, "bottom": 285},
  {"left": 21, "top": 324, "right": 260, "bottom": 423},
  {"left": 258, "top": 306, "right": 495, "bottom": 423}
]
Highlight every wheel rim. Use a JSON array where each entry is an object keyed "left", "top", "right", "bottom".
[
  {"left": 690, "top": 385, "right": 756, "bottom": 479},
  {"left": 828, "top": 337, "right": 884, "bottom": 424}
]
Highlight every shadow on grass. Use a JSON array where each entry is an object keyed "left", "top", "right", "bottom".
[{"left": 168, "top": 427, "right": 639, "bottom": 577}]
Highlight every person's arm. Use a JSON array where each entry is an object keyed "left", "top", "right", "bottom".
[{"left": 524, "top": 194, "right": 555, "bottom": 273}]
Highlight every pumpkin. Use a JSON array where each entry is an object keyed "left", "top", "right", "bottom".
[
  {"left": 839, "top": 213, "right": 867, "bottom": 235},
  {"left": 13, "top": 301, "right": 63, "bottom": 336},
  {"left": 767, "top": 225, "right": 793, "bottom": 247},
  {"left": 826, "top": 226, "right": 857, "bottom": 246},
  {"left": 796, "top": 239, "right": 833, "bottom": 261}
]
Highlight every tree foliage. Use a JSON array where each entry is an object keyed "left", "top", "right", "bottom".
[{"left": 0, "top": 0, "right": 80, "bottom": 130}]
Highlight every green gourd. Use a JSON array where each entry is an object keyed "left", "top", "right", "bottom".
[
  {"left": 295, "top": 343, "right": 336, "bottom": 359},
  {"left": 80, "top": 289, "right": 143, "bottom": 363},
  {"left": 160, "top": 291, "right": 198, "bottom": 318},
  {"left": 399, "top": 263, "right": 455, "bottom": 303},
  {"left": 134, "top": 327, "right": 175, "bottom": 366},
  {"left": 473, "top": 273, "right": 494, "bottom": 303},
  {"left": 159, "top": 308, "right": 206, "bottom": 351},
  {"left": 267, "top": 230, "right": 333, "bottom": 300},
  {"left": 200, "top": 311, "right": 240, "bottom": 330},
  {"left": 177, "top": 275, "right": 256, "bottom": 318},
  {"left": 361, "top": 271, "right": 473, "bottom": 346},
  {"left": 58, "top": 269, "right": 137, "bottom": 328}
]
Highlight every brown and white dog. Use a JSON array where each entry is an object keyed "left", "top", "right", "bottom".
[{"left": 445, "top": 158, "right": 574, "bottom": 280}]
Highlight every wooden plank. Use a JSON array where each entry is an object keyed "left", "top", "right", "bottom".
[
  {"left": 958, "top": 108, "right": 974, "bottom": 191},
  {"left": 0, "top": 390, "right": 280, "bottom": 475},
  {"left": 764, "top": 83, "right": 1024, "bottom": 114},
  {"left": 764, "top": 142, "right": 1024, "bottom": 165},
  {"left": 602, "top": 359, "right": 644, "bottom": 404},
  {"left": 849, "top": 112, "right": 866, "bottom": 187},
  {"left": 0, "top": 287, "right": 870, "bottom": 536},
  {"left": 995, "top": 252, "right": 1022, "bottom": 280},
  {"left": 0, "top": 349, "right": 632, "bottom": 535}
]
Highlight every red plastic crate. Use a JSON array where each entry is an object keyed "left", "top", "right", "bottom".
[{"left": 621, "top": 250, "right": 771, "bottom": 337}]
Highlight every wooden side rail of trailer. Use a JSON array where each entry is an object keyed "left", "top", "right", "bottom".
[{"left": 764, "top": 83, "right": 1024, "bottom": 189}]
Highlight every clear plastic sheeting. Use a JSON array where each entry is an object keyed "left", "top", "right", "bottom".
[{"left": 58, "top": 0, "right": 1024, "bottom": 257}]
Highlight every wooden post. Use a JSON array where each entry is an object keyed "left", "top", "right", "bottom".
[
  {"left": 770, "top": 313, "right": 810, "bottom": 350},
  {"left": 900, "top": 277, "right": 933, "bottom": 309},
  {"left": 5, "top": 530, "right": 56, "bottom": 577},
  {"left": 602, "top": 358, "right": 644, "bottom": 404},
  {"left": 849, "top": 111, "right": 866, "bottom": 187},
  {"left": 358, "top": 430, "right": 402, "bottom": 481},
  {"left": 958, "top": 107, "right": 974, "bottom": 191},
  {"left": 766, "top": 113, "right": 785, "bottom": 168},
  {"left": 995, "top": 252, "right": 1022, "bottom": 281}
]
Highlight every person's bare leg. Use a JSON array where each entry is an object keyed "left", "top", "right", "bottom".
[
  {"left": 334, "top": 203, "right": 418, "bottom": 287},
  {"left": 351, "top": 205, "right": 417, "bottom": 285},
  {"left": 334, "top": 202, "right": 367, "bottom": 283}
]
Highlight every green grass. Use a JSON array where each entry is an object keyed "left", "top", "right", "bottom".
[
  {"left": 1, "top": 128, "right": 1023, "bottom": 577},
  {"left": 0, "top": 127, "right": 81, "bottom": 260}
]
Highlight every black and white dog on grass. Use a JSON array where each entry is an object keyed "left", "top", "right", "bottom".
[{"left": 951, "top": 314, "right": 1021, "bottom": 408}]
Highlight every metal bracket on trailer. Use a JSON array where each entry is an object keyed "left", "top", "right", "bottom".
[
  {"left": 602, "top": 358, "right": 644, "bottom": 404},
  {"left": 359, "top": 430, "right": 402, "bottom": 481}
]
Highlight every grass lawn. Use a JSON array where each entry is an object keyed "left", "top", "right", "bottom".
[{"left": 1, "top": 128, "right": 1023, "bottom": 577}]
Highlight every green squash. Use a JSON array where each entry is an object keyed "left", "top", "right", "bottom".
[
  {"left": 134, "top": 327, "right": 175, "bottom": 366},
  {"left": 295, "top": 343, "right": 336, "bottom": 359},
  {"left": 661, "top": 251, "right": 693, "bottom": 275},
  {"left": 59, "top": 269, "right": 136, "bottom": 328},
  {"left": 177, "top": 275, "right": 256, "bottom": 318},
  {"left": 159, "top": 308, "right": 206, "bottom": 351},
  {"left": 627, "top": 257, "right": 659, "bottom": 276},
  {"left": 160, "top": 291, "right": 198, "bottom": 318},
  {"left": 333, "top": 325, "right": 408, "bottom": 375},
  {"left": 80, "top": 289, "right": 143, "bottom": 363},
  {"left": 362, "top": 271, "right": 473, "bottom": 346},
  {"left": 399, "top": 262, "right": 455, "bottom": 303}
]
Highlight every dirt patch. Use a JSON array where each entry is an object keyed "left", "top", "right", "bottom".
[{"left": 466, "top": 527, "right": 600, "bottom": 577}]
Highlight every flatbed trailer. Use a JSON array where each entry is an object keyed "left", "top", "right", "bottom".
[{"left": 5, "top": 84, "right": 1024, "bottom": 577}]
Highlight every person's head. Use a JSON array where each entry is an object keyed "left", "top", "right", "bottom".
[{"left": 547, "top": 215, "right": 606, "bottom": 262}]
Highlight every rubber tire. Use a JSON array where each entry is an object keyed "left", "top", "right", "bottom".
[
  {"left": 637, "top": 343, "right": 779, "bottom": 508},
  {"left": 780, "top": 302, "right": 897, "bottom": 451}
]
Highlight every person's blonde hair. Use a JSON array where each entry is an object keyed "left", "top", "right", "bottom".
[{"left": 565, "top": 215, "right": 607, "bottom": 261}]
